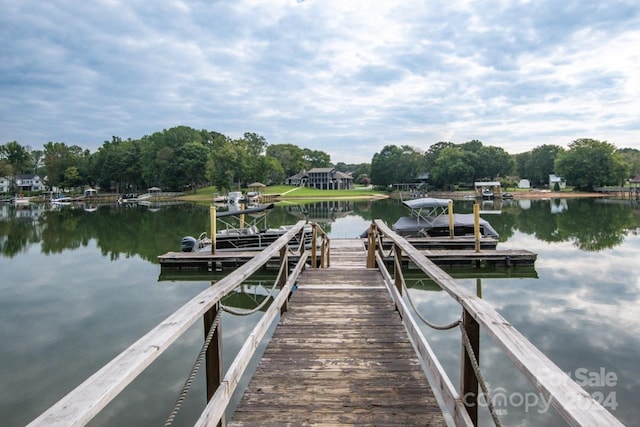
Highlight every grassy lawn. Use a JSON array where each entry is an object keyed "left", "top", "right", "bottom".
[{"left": 178, "top": 185, "right": 387, "bottom": 202}]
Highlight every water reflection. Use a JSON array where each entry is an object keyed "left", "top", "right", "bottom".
[
  {"left": 2, "top": 197, "right": 640, "bottom": 426},
  {"left": 1, "top": 198, "right": 639, "bottom": 260}
]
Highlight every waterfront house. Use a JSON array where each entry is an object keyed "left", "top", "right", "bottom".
[
  {"left": 286, "top": 168, "right": 353, "bottom": 190},
  {"left": 0, "top": 176, "right": 11, "bottom": 193},
  {"left": 15, "top": 174, "right": 44, "bottom": 192}
]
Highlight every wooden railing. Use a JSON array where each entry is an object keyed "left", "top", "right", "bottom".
[
  {"left": 368, "top": 220, "right": 623, "bottom": 427},
  {"left": 28, "top": 220, "right": 329, "bottom": 427},
  {"left": 310, "top": 222, "right": 330, "bottom": 268}
]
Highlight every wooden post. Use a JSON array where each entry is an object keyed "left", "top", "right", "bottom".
[
  {"left": 394, "top": 243, "right": 403, "bottom": 296},
  {"left": 326, "top": 236, "right": 330, "bottom": 268},
  {"left": 239, "top": 203, "right": 245, "bottom": 229},
  {"left": 473, "top": 203, "right": 480, "bottom": 253},
  {"left": 448, "top": 200, "right": 454, "bottom": 239},
  {"left": 204, "top": 302, "right": 222, "bottom": 402},
  {"left": 311, "top": 225, "right": 317, "bottom": 268},
  {"left": 279, "top": 245, "right": 288, "bottom": 314},
  {"left": 210, "top": 206, "right": 216, "bottom": 254},
  {"left": 367, "top": 224, "right": 376, "bottom": 268},
  {"left": 461, "top": 308, "right": 480, "bottom": 426}
]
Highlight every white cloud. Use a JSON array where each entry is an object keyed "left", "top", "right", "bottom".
[{"left": 1, "top": 0, "right": 639, "bottom": 163}]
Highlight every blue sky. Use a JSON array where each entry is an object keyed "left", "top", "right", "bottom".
[{"left": 1, "top": 0, "right": 639, "bottom": 163}]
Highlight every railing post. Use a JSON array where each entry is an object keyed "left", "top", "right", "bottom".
[
  {"left": 311, "top": 225, "right": 317, "bottom": 268},
  {"left": 279, "top": 245, "right": 289, "bottom": 314},
  {"left": 366, "top": 224, "right": 376, "bottom": 268},
  {"left": 279, "top": 246, "right": 288, "bottom": 287},
  {"left": 210, "top": 206, "right": 216, "bottom": 254},
  {"left": 394, "top": 243, "right": 402, "bottom": 296},
  {"left": 461, "top": 308, "right": 480, "bottom": 426},
  {"left": 473, "top": 203, "right": 480, "bottom": 253},
  {"left": 326, "top": 236, "right": 330, "bottom": 268},
  {"left": 448, "top": 200, "right": 454, "bottom": 239},
  {"left": 204, "top": 302, "right": 223, "bottom": 405}
]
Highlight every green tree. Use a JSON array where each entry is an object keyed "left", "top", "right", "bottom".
[
  {"left": 178, "top": 142, "right": 209, "bottom": 192},
  {"left": 1, "top": 141, "right": 33, "bottom": 176},
  {"left": 430, "top": 146, "right": 476, "bottom": 189},
  {"left": 370, "top": 145, "right": 423, "bottom": 186},
  {"left": 0, "top": 159, "right": 12, "bottom": 178},
  {"left": 63, "top": 166, "right": 83, "bottom": 189},
  {"left": 257, "top": 156, "right": 286, "bottom": 184},
  {"left": 474, "top": 145, "right": 515, "bottom": 180},
  {"left": 209, "top": 139, "right": 246, "bottom": 190},
  {"left": 524, "top": 144, "right": 565, "bottom": 186},
  {"left": 617, "top": 148, "right": 640, "bottom": 179},
  {"left": 336, "top": 162, "right": 371, "bottom": 183},
  {"left": 303, "top": 148, "right": 332, "bottom": 169},
  {"left": 555, "top": 139, "right": 628, "bottom": 191},
  {"left": 266, "top": 144, "right": 307, "bottom": 177},
  {"left": 514, "top": 151, "right": 530, "bottom": 178},
  {"left": 237, "top": 132, "right": 268, "bottom": 184},
  {"left": 424, "top": 141, "right": 455, "bottom": 171},
  {"left": 43, "top": 142, "right": 86, "bottom": 190},
  {"left": 140, "top": 126, "right": 208, "bottom": 190}
]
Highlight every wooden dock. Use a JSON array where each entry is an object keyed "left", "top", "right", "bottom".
[
  {"left": 229, "top": 239, "right": 446, "bottom": 425},
  {"left": 30, "top": 222, "right": 623, "bottom": 427},
  {"left": 158, "top": 240, "right": 535, "bottom": 271}
]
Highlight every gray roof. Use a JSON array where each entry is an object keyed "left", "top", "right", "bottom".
[
  {"left": 308, "top": 167, "right": 335, "bottom": 173},
  {"left": 287, "top": 171, "right": 307, "bottom": 180}
]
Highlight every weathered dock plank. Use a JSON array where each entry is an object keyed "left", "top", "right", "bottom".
[{"left": 229, "top": 249, "right": 446, "bottom": 426}]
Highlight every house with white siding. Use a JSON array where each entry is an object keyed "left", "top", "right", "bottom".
[
  {"left": 15, "top": 174, "right": 44, "bottom": 192},
  {"left": 0, "top": 176, "right": 11, "bottom": 193}
]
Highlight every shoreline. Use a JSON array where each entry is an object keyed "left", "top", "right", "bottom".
[
  {"left": 178, "top": 190, "right": 612, "bottom": 203},
  {"left": 428, "top": 190, "right": 609, "bottom": 200}
]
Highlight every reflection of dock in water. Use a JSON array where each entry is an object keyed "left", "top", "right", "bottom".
[{"left": 285, "top": 200, "right": 354, "bottom": 222}]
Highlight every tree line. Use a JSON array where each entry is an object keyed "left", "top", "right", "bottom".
[
  {"left": 370, "top": 138, "right": 640, "bottom": 191},
  {"left": 2, "top": 125, "right": 639, "bottom": 193},
  {"left": 0, "top": 126, "right": 369, "bottom": 193}
]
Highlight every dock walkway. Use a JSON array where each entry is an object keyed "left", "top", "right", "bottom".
[{"left": 229, "top": 239, "right": 446, "bottom": 425}]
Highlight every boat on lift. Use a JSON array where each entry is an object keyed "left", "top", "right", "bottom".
[
  {"left": 392, "top": 197, "right": 499, "bottom": 238},
  {"left": 180, "top": 203, "right": 316, "bottom": 252}
]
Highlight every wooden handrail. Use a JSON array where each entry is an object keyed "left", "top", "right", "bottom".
[
  {"left": 28, "top": 221, "right": 309, "bottom": 427},
  {"left": 310, "top": 223, "right": 330, "bottom": 268},
  {"left": 372, "top": 220, "right": 623, "bottom": 427},
  {"left": 375, "top": 250, "right": 474, "bottom": 427},
  {"left": 195, "top": 251, "right": 308, "bottom": 425}
]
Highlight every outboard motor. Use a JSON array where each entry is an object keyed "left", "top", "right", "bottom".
[{"left": 181, "top": 236, "right": 197, "bottom": 252}]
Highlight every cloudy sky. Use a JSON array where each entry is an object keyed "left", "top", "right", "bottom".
[{"left": 1, "top": 0, "right": 639, "bottom": 163}]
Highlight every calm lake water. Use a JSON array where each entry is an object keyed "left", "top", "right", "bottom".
[{"left": 1, "top": 197, "right": 638, "bottom": 426}]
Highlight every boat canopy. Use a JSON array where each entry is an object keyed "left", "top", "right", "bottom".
[
  {"left": 402, "top": 197, "right": 452, "bottom": 210},
  {"left": 394, "top": 197, "right": 499, "bottom": 238},
  {"left": 401, "top": 197, "right": 452, "bottom": 222},
  {"left": 215, "top": 203, "right": 274, "bottom": 218},
  {"left": 393, "top": 214, "right": 499, "bottom": 238}
]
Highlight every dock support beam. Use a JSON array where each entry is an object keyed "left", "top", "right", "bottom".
[
  {"left": 448, "top": 200, "right": 454, "bottom": 239},
  {"left": 367, "top": 224, "right": 376, "bottom": 268},
  {"left": 473, "top": 203, "right": 480, "bottom": 253},
  {"left": 461, "top": 308, "right": 480, "bottom": 426},
  {"left": 204, "top": 302, "right": 223, "bottom": 403},
  {"left": 394, "top": 243, "right": 403, "bottom": 296},
  {"left": 210, "top": 206, "right": 217, "bottom": 254}
]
